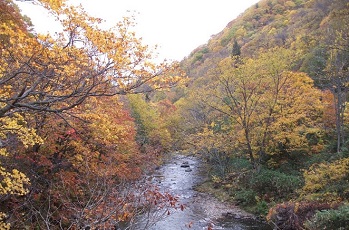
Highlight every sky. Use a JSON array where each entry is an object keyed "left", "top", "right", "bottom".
[{"left": 16, "top": 0, "right": 260, "bottom": 62}]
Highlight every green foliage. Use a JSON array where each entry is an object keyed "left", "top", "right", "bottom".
[
  {"left": 231, "top": 40, "right": 241, "bottom": 56},
  {"left": 165, "top": 2, "right": 349, "bottom": 227},
  {"left": 230, "top": 158, "right": 253, "bottom": 171},
  {"left": 255, "top": 200, "right": 269, "bottom": 216},
  {"left": 300, "top": 46, "right": 328, "bottom": 79},
  {"left": 304, "top": 204, "right": 349, "bottom": 230},
  {"left": 303, "top": 147, "right": 349, "bottom": 168},
  {"left": 220, "top": 26, "right": 238, "bottom": 47},
  {"left": 182, "top": 0, "right": 346, "bottom": 81},
  {"left": 193, "top": 52, "right": 203, "bottom": 63},
  {"left": 294, "top": 0, "right": 304, "bottom": 6},
  {"left": 205, "top": 149, "right": 232, "bottom": 178},
  {"left": 191, "top": 46, "right": 209, "bottom": 64},
  {"left": 250, "top": 168, "right": 302, "bottom": 198},
  {"left": 154, "top": 0, "right": 349, "bottom": 223},
  {"left": 234, "top": 189, "right": 257, "bottom": 206},
  {"left": 11, "top": 0, "right": 349, "bottom": 227}
]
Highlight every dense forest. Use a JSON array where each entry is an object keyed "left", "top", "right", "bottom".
[{"left": 0, "top": 0, "right": 349, "bottom": 229}]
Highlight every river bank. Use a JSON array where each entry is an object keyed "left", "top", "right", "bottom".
[{"left": 145, "top": 153, "right": 272, "bottom": 230}]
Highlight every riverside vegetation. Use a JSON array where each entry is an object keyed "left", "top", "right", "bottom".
[{"left": 1, "top": 0, "right": 349, "bottom": 229}]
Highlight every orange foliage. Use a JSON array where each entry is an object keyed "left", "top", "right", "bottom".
[
  {"left": 8, "top": 95, "right": 169, "bottom": 228},
  {"left": 321, "top": 90, "right": 336, "bottom": 130}
]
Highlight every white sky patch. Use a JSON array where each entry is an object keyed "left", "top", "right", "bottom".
[{"left": 16, "top": 0, "right": 260, "bottom": 62}]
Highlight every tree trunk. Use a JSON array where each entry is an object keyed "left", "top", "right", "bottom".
[{"left": 244, "top": 127, "right": 256, "bottom": 169}]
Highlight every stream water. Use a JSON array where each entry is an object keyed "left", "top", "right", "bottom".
[{"left": 140, "top": 154, "right": 272, "bottom": 230}]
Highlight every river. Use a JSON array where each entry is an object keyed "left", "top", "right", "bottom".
[{"left": 138, "top": 154, "right": 272, "bottom": 230}]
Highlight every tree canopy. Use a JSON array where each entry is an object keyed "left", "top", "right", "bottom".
[{"left": 0, "top": 0, "right": 184, "bottom": 228}]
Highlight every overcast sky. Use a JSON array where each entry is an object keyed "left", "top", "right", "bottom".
[{"left": 17, "top": 0, "right": 259, "bottom": 61}]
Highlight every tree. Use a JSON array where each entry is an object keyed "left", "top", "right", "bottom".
[
  {"left": 127, "top": 94, "right": 172, "bottom": 154},
  {"left": 0, "top": 113, "right": 43, "bottom": 229},
  {"left": 0, "top": 0, "right": 184, "bottom": 227},
  {"left": 320, "top": 0, "right": 349, "bottom": 153},
  {"left": 5, "top": 95, "right": 181, "bottom": 228},
  {"left": 0, "top": 0, "right": 182, "bottom": 118},
  {"left": 203, "top": 48, "right": 324, "bottom": 169},
  {"left": 0, "top": 3, "right": 42, "bottom": 227},
  {"left": 232, "top": 40, "right": 241, "bottom": 57}
]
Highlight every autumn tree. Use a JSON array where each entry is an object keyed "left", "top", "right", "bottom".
[
  {"left": 0, "top": 113, "right": 43, "bottom": 229},
  {"left": 0, "top": 0, "right": 32, "bottom": 31},
  {"left": 6, "top": 90, "right": 184, "bottom": 228},
  {"left": 4, "top": 95, "right": 180, "bottom": 229},
  {"left": 1, "top": 0, "right": 182, "bottom": 118},
  {"left": 127, "top": 94, "right": 173, "bottom": 154},
  {"left": 0, "top": 0, "right": 184, "bottom": 228},
  {"left": 0, "top": 2, "right": 42, "bottom": 228},
  {"left": 319, "top": 0, "right": 349, "bottom": 153},
  {"left": 203, "top": 48, "right": 324, "bottom": 169}
]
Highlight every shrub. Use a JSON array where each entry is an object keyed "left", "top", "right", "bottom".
[
  {"left": 205, "top": 148, "right": 232, "bottom": 178},
  {"left": 250, "top": 168, "right": 302, "bottom": 198},
  {"left": 302, "top": 157, "right": 349, "bottom": 202},
  {"left": 267, "top": 201, "right": 339, "bottom": 230},
  {"left": 230, "top": 158, "right": 252, "bottom": 171},
  {"left": 255, "top": 200, "right": 269, "bottom": 216},
  {"left": 304, "top": 204, "right": 349, "bottom": 230},
  {"left": 205, "top": 153, "right": 252, "bottom": 179},
  {"left": 234, "top": 189, "right": 257, "bottom": 206}
]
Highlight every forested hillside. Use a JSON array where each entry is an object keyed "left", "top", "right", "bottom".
[
  {"left": 1, "top": 0, "right": 349, "bottom": 229},
  {"left": 182, "top": 0, "right": 346, "bottom": 80},
  {"left": 152, "top": 0, "right": 349, "bottom": 229}
]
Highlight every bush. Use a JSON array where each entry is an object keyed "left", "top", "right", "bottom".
[
  {"left": 234, "top": 189, "right": 257, "bottom": 206},
  {"left": 205, "top": 148, "right": 232, "bottom": 178},
  {"left": 304, "top": 204, "right": 349, "bottom": 230},
  {"left": 250, "top": 168, "right": 302, "bottom": 198},
  {"left": 230, "top": 158, "right": 252, "bottom": 171},
  {"left": 304, "top": 149, "right": 349, "bottom": 168},
  {"left": 302, "top": 157, "right": 349, "bottom": 202},
  {"left": 267, "top": 201, "right": 339, "bottom": 230},
  {"left": 255, "top": 200, "right": 269, "bottom": 216},
  {"left": 206, "top": 153, "right": 252, "bottom": 179}
]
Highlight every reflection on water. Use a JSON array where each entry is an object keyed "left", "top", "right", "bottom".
[{"left": 139, "top": 154, "right": 272, "bottom": 230}]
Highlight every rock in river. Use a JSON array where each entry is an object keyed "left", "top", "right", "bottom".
[{"left": 180, "top": 161, "right": 190, "bottom": 168}]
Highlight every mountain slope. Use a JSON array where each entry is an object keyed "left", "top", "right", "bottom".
[{"left": 181, "top": 0, "right": 347, "bottom": 81}]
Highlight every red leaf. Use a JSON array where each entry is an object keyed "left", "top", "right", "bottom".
[{"left": 180, "top": 204, "right": 185, "bottom": 211}]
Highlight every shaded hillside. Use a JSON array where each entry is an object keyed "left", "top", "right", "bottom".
[{"left": 181, "top": 0, "right": 347, "bottom": 82}]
